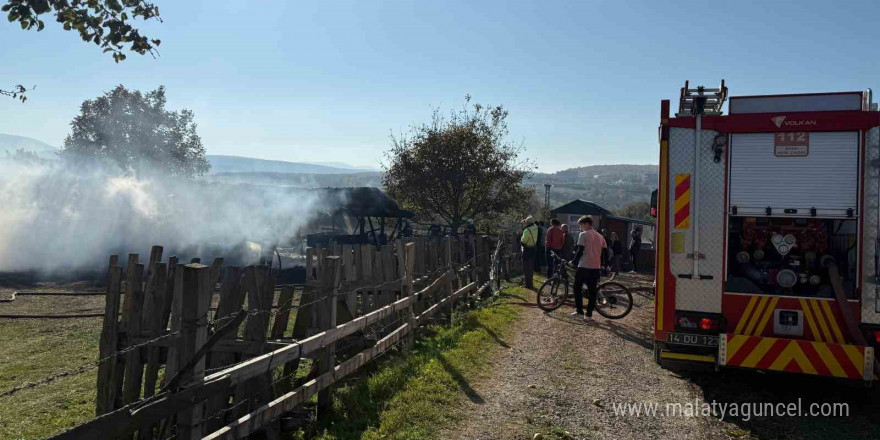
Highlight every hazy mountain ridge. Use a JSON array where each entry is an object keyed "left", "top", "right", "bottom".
[
  {"left": 209, "top": 171, "right": 382, "bottom": 188},
  {"left": 1, "top": 134, "right": 656, "bottom": 211},
  {"left": 0, "top": 133, "right": 60, "bottom": 159},
  {"left": 207, "top": 155, "right": 372, "bottom": 174},
  {"left": 214, "top": 163, "right": 658, "bottom": 212}
]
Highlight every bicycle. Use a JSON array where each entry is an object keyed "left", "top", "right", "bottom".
[{"left": 536, "top": 254, "right": 633, "bottom": 319}]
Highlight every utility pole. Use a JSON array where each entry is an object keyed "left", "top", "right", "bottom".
[{"left": 543, "top": 183, "right": 552, "bottom": 212}]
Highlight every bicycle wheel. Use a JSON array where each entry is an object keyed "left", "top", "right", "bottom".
[
  {"left": 594, "top": 281, "right": 633, "bottom": 319},
  {"left": 537, "top": 277, "right": 569, "bottom": 312}
]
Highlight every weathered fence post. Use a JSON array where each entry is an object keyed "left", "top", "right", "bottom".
[
  {"left": 317, "top": 256, "right": 341, "bottom": 418},
  {"left": 175, "top": 263, "right": 211, "bottom": 440},
  {"left": 121, "top": 263, "right": 146, "bottom": 405},
  {"left": 443, "top": 237, "right": 454, "bottom": 322},
  {"left": 503, "top": 233, "right": 512, "bottom": 281},
  {"left": 403, "top": 242, "right": 416, "bottom": 353},
  {"left": 205, "top": 266, "right": 244, "bottom": 430},
  {"left": 469, "top": 236, "right": 478, "bottom": 284},
  {"left": 233, "top": 266, "right": 278, "bottom": 436},
  {"left": 95, "top": 263, "right": 122, "bottom": 416},
  {"left": 342, "top": 244, "right": 357, "bottom": 319},
  {"left": 142, "top": 262, "right": 168, "bottom": 400},
  {"left": 361, "top": 244, "right": 374, "bottom": 313}
]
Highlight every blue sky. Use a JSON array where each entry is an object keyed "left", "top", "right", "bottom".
[{"left": 0, "top": 0, "right": 877, "bottom": 173}]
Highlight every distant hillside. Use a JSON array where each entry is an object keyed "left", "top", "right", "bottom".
[
  {"left": 527, "top": 164, "right": 658, "bottom": 212},
  {"left": 209, "top": 171, "right": 382, "bottom": 188},
  {"left": 214, "top": 162, "right": 657, "bottom": 213},
  {"left": 306, "top": 161, "right": 380, "bottom": 172},
  {"left": 207, "top": 155, "right": 369, "bottom": 174},
  {"left": 0, "top": 134, "right": 59, "bottom": 160}
]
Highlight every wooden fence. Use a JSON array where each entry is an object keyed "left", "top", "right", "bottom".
[{"left": 50, "top": 234, "right": 523, "bottom": 440}]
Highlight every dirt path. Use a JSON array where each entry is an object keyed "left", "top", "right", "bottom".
[
  {"left": 441, "top": 274, "right": 880, "bottom": 440},
  {"left": 440, "top": 273, "right": 730, "bottom": 440}
]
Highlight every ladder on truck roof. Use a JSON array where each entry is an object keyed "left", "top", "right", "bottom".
[{"left": 677, "top": 80, "right": 728, "bottom": 116}]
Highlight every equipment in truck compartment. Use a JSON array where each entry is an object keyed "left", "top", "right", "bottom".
[{"left": 726, "top": 217, "right": 857, "bottom": 298}]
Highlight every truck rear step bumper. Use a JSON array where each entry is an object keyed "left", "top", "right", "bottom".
[
  {"left": 660, "top": 351, "right": 716, "bottom": 363},
  {"left": 719, "top": 333, "right": 874, "bottom": 382}
]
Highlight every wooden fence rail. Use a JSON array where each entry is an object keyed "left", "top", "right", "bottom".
[{"left": 49, "top": 233, "right": 523, "bottom": 440}]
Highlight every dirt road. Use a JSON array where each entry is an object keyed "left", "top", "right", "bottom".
[{"left": 441, "top": 274, "right": 880, "bottom": 440}]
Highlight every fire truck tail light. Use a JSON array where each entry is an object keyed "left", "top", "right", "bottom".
[
  {"left": 700, "top": 318, "right": 720, "bottom": 331},
  {"left": 676, "top": 313, "right": 721, "bottom": 332},
  {"left": 862, "top": 329, "right": 880, "bottom": 346}
]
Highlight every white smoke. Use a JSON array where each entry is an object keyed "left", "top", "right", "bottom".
[{"left": 0, "top": 160, "right": 323, "bottom": 273}]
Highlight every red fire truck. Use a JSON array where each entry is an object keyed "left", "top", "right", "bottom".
[{"left": 652, "top": 81, "right": 880, "bottom": 383}]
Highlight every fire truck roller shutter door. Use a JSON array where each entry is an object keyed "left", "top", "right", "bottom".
[
  {"left": 729, "top": 132, "right": 859, "bottom": 218},
  {"left": 862, "top": 126, "right": 880, "bottom": 324},
  {"left": 669, "top": 127, "right": 725, "bottom": 313}
]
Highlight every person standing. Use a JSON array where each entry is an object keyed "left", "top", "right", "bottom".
[
  {"left": 629, "top": 227, "right": 642, "bottom": 273},
  {"left": 520, "top": 217, "right": 539, "bottom": 289},
  {"left": 544, "top": 218, "right": 564, "bottom": 277},
  {"left": 560, "top": 224, "right": 574, "bottom": 258},
  {"left": 609, "top": 231, "right": 623, "bottom": 274},
  {"left": 534, "top": 221, "right": 545, "bottom": 273},
  {"left": 569, "top": 216, "right": 607, "bottom": 319}
]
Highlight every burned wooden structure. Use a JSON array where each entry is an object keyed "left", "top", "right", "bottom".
[{"left": 306, "top": 187, "right": 415, "bottom": 248}]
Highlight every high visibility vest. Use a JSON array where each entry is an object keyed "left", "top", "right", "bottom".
[{"left": 521, "top": 225, "right": 538, "bottom": 247}]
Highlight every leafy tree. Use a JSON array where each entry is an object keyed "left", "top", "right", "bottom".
[
  {"left": 62, "top": 85, "right": 210, "bottom": 177},
  {"left": 480, "top": 185, "right": 544, "bottom": 235},
  {"left": 383, "top": 96, "right": 534, "bottom": 233},
  {"left": 2, "top": 0, "right": 162, "bottom": 100},
  {"left": 617, "top": 201, "right": 652, "bottom": 222}
]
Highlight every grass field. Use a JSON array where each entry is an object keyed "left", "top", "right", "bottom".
[{"left": 0, "top": 317, "right": 101, "bottom": 440}]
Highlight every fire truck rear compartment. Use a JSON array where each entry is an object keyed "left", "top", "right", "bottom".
[{"left": 726, "top": 217, "right": 858, "bottom": 298}]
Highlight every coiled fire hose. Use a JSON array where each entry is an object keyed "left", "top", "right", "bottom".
[{"left": 826, "top": 260, "right": 880, "bottom": 377}]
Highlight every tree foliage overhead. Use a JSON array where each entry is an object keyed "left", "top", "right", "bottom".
[
  {"left": 0, "top": 84, "right": 29, "bottom": 102},
  {"left": 383, "top": 96, "right": 534, "bottom": 233},
  {"left": 2, "top": 0, "right": 162, "bottom": 101},
  {"left": 62, "top": 85, "right": 210, "bottom": 177},
  {"left": 4, "top": 0, "right": 161, "bottom": 62}
]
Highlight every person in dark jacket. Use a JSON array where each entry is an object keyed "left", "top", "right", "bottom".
[
  {"left": 560, "top": 224, "right": 574, "bottom": 258},
  {"left": 608, "top": 231, "right": 623, "bottom": 274},
  {"left": 629, "top": 227, "right": 642, "bottom": 273}
]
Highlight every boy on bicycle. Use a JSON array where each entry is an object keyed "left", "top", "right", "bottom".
[{"left": 569, "top": 216, "right": 607, "bottom": 320}]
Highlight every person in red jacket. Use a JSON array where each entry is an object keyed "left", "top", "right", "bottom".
[{"left": 545, "top": 218, "right": 565, "bottom": 277}]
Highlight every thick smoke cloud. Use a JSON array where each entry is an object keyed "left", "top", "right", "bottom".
[{"left": 0, "top": 160, "right": 321, "bottom": 274}]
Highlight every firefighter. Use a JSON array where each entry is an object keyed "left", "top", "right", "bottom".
[{"left": 520, "top": 216, "right": 539, "bottom": 289}]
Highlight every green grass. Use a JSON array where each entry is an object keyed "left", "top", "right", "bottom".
[
  {"left": 294, "top": 283, "right": 529, "bottom": 440},
  {"left": 0, "top": 317, "right": 102, "bottom": 440}
]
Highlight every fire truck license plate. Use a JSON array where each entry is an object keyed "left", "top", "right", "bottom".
[{"left": 666, "top": 332, "right": 719, "bottom": 347}]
